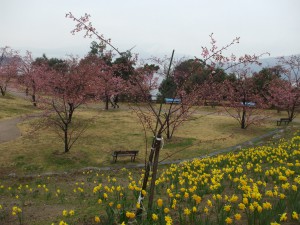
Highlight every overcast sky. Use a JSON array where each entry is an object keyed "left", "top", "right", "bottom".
[{"left": 1, "top": 0, "right": 300, "bottom": 60}]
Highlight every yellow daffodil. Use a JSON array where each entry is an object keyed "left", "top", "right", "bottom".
[
  {"left": 292, "top": 211, "right": 299, "bottom": 220},
  {"left": 95, "top": 216, "right": 100, "bottom": 223},
  {"left": 225, "top": 217, "right": 233, "bottom": 224},
  {"left": 152, "top": 213, "right": 158, "bottom": 221},
  {"left": 224, "top": 204, "right": 231, "bottom": 212},
  {"left": 164, "top": 207, "right": 170, "bottom": 214},
  {"left": 62, "top": 210, "right": 68, "bottom": 217},
  {"left": 184, "top": 208, "right": 191, "bottom": 216},
  {"left": 234, "top": 213, "right": 241, "bottom": 220},
  {"left": 157, "top": 198, "right": 163, "bottom": 207},
  {"left": 280, "top": 213, "right": 287, "bottom": 222}
]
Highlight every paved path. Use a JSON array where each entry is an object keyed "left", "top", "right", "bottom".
[{"left": 0, "top": 117, "right": 22, "bottom": 143}]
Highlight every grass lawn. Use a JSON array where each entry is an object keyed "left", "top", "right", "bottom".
[
  {"left": 0, "top": 94, "right": 39, "bottom": 120},
  {"left": 0, "top": 95, "right": 296, "bottom": 175}
]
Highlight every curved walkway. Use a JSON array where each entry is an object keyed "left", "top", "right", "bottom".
[
  {"left": 0, "top": 114, "right": 41, "bottom": 143},
  {"left": 0, "top": 117, "right": 22, "bottom": 143},
  {"left": 0, "top": 88, "right": 28, "bottom": 143}
]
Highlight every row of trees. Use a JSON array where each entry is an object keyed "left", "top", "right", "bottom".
[
  {"left": 0, "top": 47, "right": 160, "bottom": 153},
  {"left": 1, "top": 45, "right": 300, "bottom": 150},
  {"left": 158, "top": 55, "right": 300, "bottom": 130}
]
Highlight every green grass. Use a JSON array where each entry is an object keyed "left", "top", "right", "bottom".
[
  {"left": 0, "top": 94, "right": 298, "bottom": 175},
  {"left": 1, "top": 96, "right": 295, "bottom": 176},
  {"left": 0, "top": 94, "right": 39, "bottom": 119}
]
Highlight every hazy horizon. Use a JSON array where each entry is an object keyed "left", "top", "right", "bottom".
[{"left": 1, "top": 0, "right": 300, "bottom": 60}]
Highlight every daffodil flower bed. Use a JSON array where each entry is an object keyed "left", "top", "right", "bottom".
[{"left": 0, "top": 135, "right": 300, "bottom": 225}]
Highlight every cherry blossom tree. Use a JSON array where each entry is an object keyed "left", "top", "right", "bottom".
[
  {"left": 0, "top": 46, "right": 20, "bottom": 96},
  {"left": 20, "top": 52, "right": 122, "bottom": 153},
  {"left": 221, "top": 69, "right": 270, "bottom": 129},
  {"left": 268, "top": 55, "right": 300, "bottom": 121},
  {"left": 36, "top": 56, "right": 99, "bottom": 153},
  {"left": 18, "top": 51, "right": 47, "bottom": 106},
  {"left": 278, "top": 55, "right": 300, "bottom": 85},
  {"left": 269, "top": 79, "right": 300, "bottom": 121},
  {"left": 80, "top": 55, "right": 125, "bottom": 110},
  {"left": 66, "top": 12, "right": 267, "bottom": 216}
]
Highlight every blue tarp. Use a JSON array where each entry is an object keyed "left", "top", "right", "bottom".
[{"left": 165, "top": 98, "right": 181, "bottom": 104}]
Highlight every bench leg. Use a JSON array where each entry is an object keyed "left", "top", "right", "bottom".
[{"left": 131, "top": 155, "right": 135, "bottom": 162}]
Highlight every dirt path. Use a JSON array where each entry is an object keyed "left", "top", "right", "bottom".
[{"left": 0, "top": 117, "right": 22, "bottom": 143}]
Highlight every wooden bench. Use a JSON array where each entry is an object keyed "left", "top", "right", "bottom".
[
  {"left": 205, "top": 101, "right": 218, "bottom": 108},
  {"left": 112, "top": 150, "right": 139, "bottom": 163},
  {"left": 277, "top": 118, "right": 290, "bottom": 126}
]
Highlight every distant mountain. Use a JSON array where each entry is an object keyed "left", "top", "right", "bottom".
[
  {"left": 0, "top": 55, "right": 21, "bottom": 66},
  {"left": 249, "top": 56, "right": 279, "bottom": 72},
  {"left": 248, "top": 54, "right": 300, "bottom": 73}
]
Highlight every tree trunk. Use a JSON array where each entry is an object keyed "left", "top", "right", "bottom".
[
  {"left": 105, "top": 95, "right": 109, "bottom": 110},
  {"left": 288, "top": 104, "right": 296, "bottom": 121},
  {"left": 32, "top": 82, "right": 37, "bottom": 107},
  {"left": 166, "top": 116, "right": 171, "bottom": 139},
  {"left": 241, "top": 108, "right": 246, "bottom": 129},
  {"left": 32, "top": 94, "right": 37, "bottom": 107},
  {"left": 64, "top": 125, "right": 69, "bottom": 153},
  {"left": 147, "top": 138, "right": 161, "bottom": 210},
  {"left": 0, "top": 87, "right": 5, "bottom": 96},
  {"left": 136, "top": 134, "right": 162, "bottom": 217}
]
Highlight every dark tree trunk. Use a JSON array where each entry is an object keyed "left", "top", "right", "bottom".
[
  {"left": 0, "top": 87, "right": 5, "bottom": 96},
  {"left": 241, "top": 108, "right": 246, "bottom": 129},
  {"left": 31, "top": 82, "right": 37, "bottom": 107},
  {"left": 105, "top": 95, "right": 109, "bottom": 110},
  {"left": 288, "top": 104, "right": 296, "bottom": 121},
  {"left": 289, "top": 114, "right": 294, "bottom": 122},
  {"left": 136, "top": 134, "right": 162, "bottom": 217},
  {"left": 166, "top": 116, "right": 171, "bottom": 139},
  {"left": 147, "top": 135, "right": 162, "bottom": 211},
  {"left": 32, "top": 94, "right": 37, "bottom": 107},
  {"left": 63, "top": 104, "right": 75, "bottom": 153},
  {"left": 64, "top": 126, "right": 69, "bottom": 153}
]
